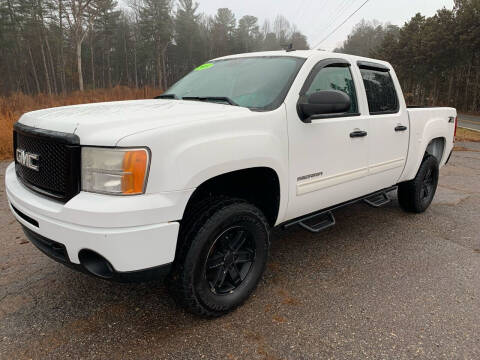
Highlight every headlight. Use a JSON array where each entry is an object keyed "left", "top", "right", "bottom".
[{"left": 81, "top": 147, "right": 150, "bottom": 195}]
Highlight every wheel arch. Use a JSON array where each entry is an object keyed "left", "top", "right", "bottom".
[
  {"left": 424, "top": 137, "right": 446, "bottom": 163},
  {"left": 181, "top": 167, "right": 282, "bottom": 227},
  {"left": 399, "top": 134, "right": 449, "bottom": 183}
]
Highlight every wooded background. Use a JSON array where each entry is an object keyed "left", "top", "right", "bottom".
[
  {"left": 1, "top": 0, "right": 479, "bottom": 113},
  {"left": 0, "top": 0, "right": 308, "bottom": 95},
  {"left": 335, "top": 0, "right": 480, "bottom": 113}
]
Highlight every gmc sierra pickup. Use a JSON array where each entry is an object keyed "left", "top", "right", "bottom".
[{"left": 6, "top": 50, "right": 457, "bottom": 317}]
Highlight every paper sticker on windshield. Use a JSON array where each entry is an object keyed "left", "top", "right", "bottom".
[{"left": 194, "top": 63, "right": 214, "bottom": 71}]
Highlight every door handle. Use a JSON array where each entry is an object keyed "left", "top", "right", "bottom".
[
  {"left": 395, "top": 125, "right": 408, "bottom": 132},
  {"left": 350, "top": 130, "right": 368, "bottom": 138}
]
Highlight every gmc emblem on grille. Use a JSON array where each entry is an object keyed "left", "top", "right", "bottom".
[{"left": 16, "top": 149, "right": 40, "bottom": 171}]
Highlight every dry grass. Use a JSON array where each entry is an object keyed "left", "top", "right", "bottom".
[
  {"left": 456, "top": 127, "right": 480, "bottom": 142},
  {"left": 0, "top": 87, "right": 160, "bottom": 160}
]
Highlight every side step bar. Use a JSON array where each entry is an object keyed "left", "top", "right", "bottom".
[
  {"left": 297, "top": 211, "right": 335, "bottom": 233},
  {"left": 283, "top": 186, "right": 397, "bottom": 234},
  {"left": 363, "top": 192, "right": 391, "bottom": 207}
]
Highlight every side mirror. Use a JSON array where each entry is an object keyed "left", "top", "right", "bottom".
[{"left": 297, "top": 90, "right": 351, "bottom": 123}]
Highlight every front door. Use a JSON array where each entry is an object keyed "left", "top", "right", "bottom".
[{"left": 286, "top": 59, "right": 371, "bottom": 220}]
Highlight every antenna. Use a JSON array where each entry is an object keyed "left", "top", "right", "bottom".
[{"left": 281, "top": 43, "right": 295, "bottom": 52}]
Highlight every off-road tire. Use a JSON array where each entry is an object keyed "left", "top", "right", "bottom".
[
  {"left": 398, "top": 155, "right": 439, "bottom": 213},
  {"left": 168, "top": 197, "right": 270, "bottom": 317}
]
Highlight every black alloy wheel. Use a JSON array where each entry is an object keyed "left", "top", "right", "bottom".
[
  {"left": 205, "top": 226, "right": 256, "bottom": 295},
  {"left": 421, "top": 167, "right": 435, "bottom": 201}
]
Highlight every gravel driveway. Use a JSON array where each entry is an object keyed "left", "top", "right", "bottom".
[{"left": 1, "top": 142, "right": 479, "bottom": 360}]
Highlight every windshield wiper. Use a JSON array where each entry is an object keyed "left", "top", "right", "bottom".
[
  {"left": 182, "top": 96, "right": 238, "bottom": 106},
  {"left": 154, "top": 94, "right": 178, "bottom": 99}
]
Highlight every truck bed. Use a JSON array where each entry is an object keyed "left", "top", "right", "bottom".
[{"left": 400, "top": 107, "right": 456, "bottom": 182}]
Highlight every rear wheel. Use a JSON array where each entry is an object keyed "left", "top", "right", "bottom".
[
  {"left": 398, "top": 155, "right": 439, "bottom": 213},
  {"left": 168, "top": 197, "right": 270, "bottom": 317}
]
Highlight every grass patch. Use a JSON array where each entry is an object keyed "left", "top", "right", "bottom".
[{"left": 456, "top": 127, "right": 480, "bottom": 143}]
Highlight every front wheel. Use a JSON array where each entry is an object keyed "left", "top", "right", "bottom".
[
  {"left": 397, "top": 155, "right": 439, "bottom": 213},
  {"left": 168, "top": 198, "right": 270, "bottom": 317}
]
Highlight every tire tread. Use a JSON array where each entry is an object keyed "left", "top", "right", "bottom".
[
  {"left": 398, "top": 155, "right": 439, "bottom": 213},
  {"left": 168, "top": 196, "right": 269, "bottom": 317}
]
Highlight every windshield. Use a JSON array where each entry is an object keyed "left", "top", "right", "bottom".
[{"left": 163, "top": 56, "right": 306, "bottom": 110}]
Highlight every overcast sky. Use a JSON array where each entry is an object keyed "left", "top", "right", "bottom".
[{"left": 196, "top": 0, "right": 455, "bottom": 50}]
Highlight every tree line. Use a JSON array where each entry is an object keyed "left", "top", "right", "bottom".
[
  {"left": 334, "top": 0, "right": 480, "bottom": 113},
  {"left": 0, "top": 0, "right": 309, "bottom": 96}
]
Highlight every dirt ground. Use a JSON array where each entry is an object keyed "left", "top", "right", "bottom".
[{"left": 1, "top": 141, "right": 479, "bottom": 360}]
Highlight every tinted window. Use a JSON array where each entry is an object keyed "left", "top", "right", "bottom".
[
  {"left": 360, "top": 68, "right": 398, "bottom": 114},
  {"left": 305, "top": 66, "right": 358, "bottom": 113}
]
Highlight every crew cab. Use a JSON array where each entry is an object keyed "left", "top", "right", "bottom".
[{"left": 5, "top": 50, "right": 457, "bottom": 317}]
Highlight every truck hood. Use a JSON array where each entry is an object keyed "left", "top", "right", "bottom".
[{"left": 18, "top": 99, "right": 251, "bottom": 146}]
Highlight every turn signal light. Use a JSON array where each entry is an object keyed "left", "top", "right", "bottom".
[{"left": 122, "top": 150, "right": 149, "bottom": 194}]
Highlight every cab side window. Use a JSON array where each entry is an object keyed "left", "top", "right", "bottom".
[
  {"left": 305, "top": 65, "right": 358, "bottom": 114},
  {"left": 359, "top": 68, "right": 399, "bottom": 114}
]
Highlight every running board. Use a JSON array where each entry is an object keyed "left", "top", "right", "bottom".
[
  {"left": 363, "top": 192, "right": 391, "bottom": 207},
  {"left": 283, "top": 186, "right": 397, "bottom": 234},
  {"left": 297, "top": 211, "right": 336, "bottom": 233}
]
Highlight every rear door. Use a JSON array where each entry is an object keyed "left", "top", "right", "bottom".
[{"left": 356, "top": 61, "right": 409, "bottom": 189}]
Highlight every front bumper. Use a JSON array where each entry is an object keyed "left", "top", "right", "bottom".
[
  {"left": 21, "top": 225, "right": 173, "bottom": 282},
  {"left": 5, "top": 163, "right": 193, "bottom": 277}
]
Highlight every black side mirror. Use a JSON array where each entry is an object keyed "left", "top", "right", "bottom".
[{"left": 297, "top": 90, "right": 351, "bottom": 123}]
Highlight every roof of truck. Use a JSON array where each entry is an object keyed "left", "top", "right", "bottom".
[{"left": 214, "top": 50, "right": 391, "bottom": 69}]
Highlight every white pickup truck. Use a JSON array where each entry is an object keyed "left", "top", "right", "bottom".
[{"left": 6, "top": 50, "right": 457, "bottom": 317}]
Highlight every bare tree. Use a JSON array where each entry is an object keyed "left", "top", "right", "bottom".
[{"left": 64, "top": 0, "right": 101, "bottom": 91}]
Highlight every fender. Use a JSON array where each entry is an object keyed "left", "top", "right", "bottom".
[
  {"left": 398, "top": 108, "right": 455, "bottom": 183},
  {"left": 117, "top": 107, "right": 290, "bottom": 224}
]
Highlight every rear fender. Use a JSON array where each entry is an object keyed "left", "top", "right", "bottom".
[{"left": 398, "top": 109, "right": 455, "bottom": 182}]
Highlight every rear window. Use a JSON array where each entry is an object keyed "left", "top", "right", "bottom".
[{"left": 359, "top": 68, "right": 399, "bottom": 114}]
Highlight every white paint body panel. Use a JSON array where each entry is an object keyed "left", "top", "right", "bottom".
[
  {"left": 361, "top": 67, "right": 410, "bottom": 189},
  {"left": 6, "top": 50, "right": 456, "bottom": 272},
  {"left": 285, "top": 55, "right": 371, "bottom": 219},
  {"left": 399, "top": 107, "right": 456, "bottom": 182},
  {"left": 5, "top": 164, "right": 180, "bottom": 271}
]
